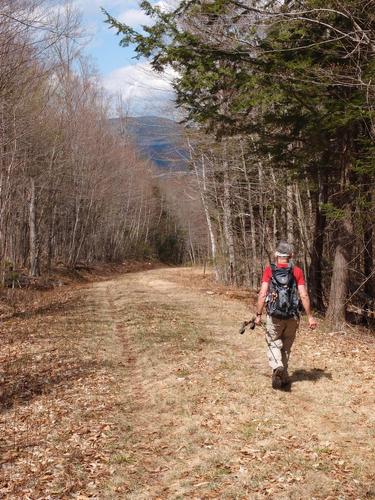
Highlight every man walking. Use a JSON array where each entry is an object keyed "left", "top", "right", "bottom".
[{"left": 255, "top": 241, "right": 317, "bottom": 389}]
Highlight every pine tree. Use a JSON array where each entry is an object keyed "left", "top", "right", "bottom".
[{"left": 104, "top": 0, "right": 375, "bottom": 326}]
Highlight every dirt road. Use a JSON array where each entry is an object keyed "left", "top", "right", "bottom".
[
  {"left": 2, "top": 267, "right": 374, "bottom": 498},
  {"left": 91, "top": 267, "right": 375, "bottom": 498}
]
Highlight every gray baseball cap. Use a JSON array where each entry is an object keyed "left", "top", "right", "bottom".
[{"left": 275, "top": 241, "right": 294, "bottom": 257}]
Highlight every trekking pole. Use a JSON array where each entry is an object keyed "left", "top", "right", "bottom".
[
  {"left": 239, "top": 315, "right": 280, "bottom": 367},
  {"left": 239, "top": 316, "right": 257, "bottom": 335}
]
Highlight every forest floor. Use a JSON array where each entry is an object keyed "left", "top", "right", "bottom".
[{"left": 1, "top": 267, "right": 374, "bottom": 499}]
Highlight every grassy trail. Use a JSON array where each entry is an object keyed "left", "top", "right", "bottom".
[{"left": 1, "top": 267, "right": 374, "bottom": 498}]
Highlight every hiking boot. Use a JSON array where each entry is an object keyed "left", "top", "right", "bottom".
[
  {"left": 281, "top": 372, "right": 291, "bottom": 391},
  {"left": 272, "top": 366, "right": 284, "bottom": 390},
  {"left": 282, "top": 371, "right": 290, "bottom": 386}
]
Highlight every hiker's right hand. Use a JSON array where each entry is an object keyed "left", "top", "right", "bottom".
[
  {"left": 308, "top": 316, "right": 317, "bottom": 330},
  {"left": 255, "top": 315, "right": 262, "bottom": 326}
]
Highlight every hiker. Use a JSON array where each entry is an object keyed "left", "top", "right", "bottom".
[{"left": 254, "top": 241, "right": 317, "bottom": 389}]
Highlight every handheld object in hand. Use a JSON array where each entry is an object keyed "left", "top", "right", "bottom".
[{"left": 239, "top": 317, "right": 256, "bottom": 335}]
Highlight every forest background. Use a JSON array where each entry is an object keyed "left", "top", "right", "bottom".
[{"left": 1, "top": 0, "right": 374, "bottom": 329}]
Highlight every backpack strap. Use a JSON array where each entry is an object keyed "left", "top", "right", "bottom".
[
  {"left": 288, "top": 262, "right": 296, "bottom": 283},
  {"left": 269, "top": 264, "right": 277, "bottom": 286},
  {"left": 271, "top": 262, "right": 295, "bottom": 287}
]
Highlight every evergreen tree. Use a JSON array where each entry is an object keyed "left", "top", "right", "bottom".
[{"left": 104, "top": 0, "right": 375, "bottom": 326}]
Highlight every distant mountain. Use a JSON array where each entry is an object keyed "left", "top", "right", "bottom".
[{"left": 109, "top": 116, "right": 188, "bottom": 171}]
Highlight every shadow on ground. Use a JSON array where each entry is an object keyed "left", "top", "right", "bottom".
[
  {"left": 0, "top": 356, "right": 103, "bottom": 413},
  {"left": 10, "top": 298, "right": 79, "bottom": 320},
  {"left": 291, "top": 368, "right": 333, "bottom": 383}
]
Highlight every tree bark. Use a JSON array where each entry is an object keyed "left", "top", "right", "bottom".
[
  {"left": 29, "top": 177, "right": 40, "bottom": 277},
  {"left": 190, "top": 148, "right": 218, "bottom": 279},
  {"left": 222, "top": 154, "right": 236, "bottom": 284},
  {"left": 241, "top": 141, "right": 258, "bottom": 288},
  {"left": 364, "top": 192, "right": 374, "bottom": 299},
  {"left": 270, "top": 167, "right": 278, "bottom": 250},
  {"left": 286, "top": 183, "right": 294, "bottom": 243},
  {"left": 309, "top": 170, "right": 327, "bottom": 311},
  {"left": 326, "top": 212, "right": 353, "bottom": 328}
]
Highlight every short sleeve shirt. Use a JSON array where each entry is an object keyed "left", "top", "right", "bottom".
[{"left": 262, "top": 264, "right": 305, "bottom": 286}]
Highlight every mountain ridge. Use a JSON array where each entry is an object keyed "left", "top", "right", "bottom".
[{"left": 109, "top": 116, "right": 187, "bottom": 171}]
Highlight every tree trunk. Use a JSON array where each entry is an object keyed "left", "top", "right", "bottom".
[
  {"left": 190, "top": 149, "right": 218, "bottom": 278},
  {"left": 29, "top": 177, "right": 40, "bottom": 277},
  {"left": 241, "top": 141, "right": 258, "bottom": 288},
  {"left": 223, "top": 156, "right": 236, "bottom": 284},
  {"left": 286, "top": 183, "right": 294, "bottom": 243},
  {"left": 200, "top": 155, "right": 218, "bottom": 270},
  {"left": 309, "top": 171, "right": 327, "bottom": 311},
  {"left": 295, "top": 183, "right": 310, "bottom": 279},
  {"left": 270, "top": 167, "right": 278, "bottom": 250},
  {"left": 47, "top": 204, "right": 56, "bottom": 273},
  {"left": 364, "top": 192, "right": 374, "bottom": 299},
  {"left": 257, "top": 156, "right": 266, "bottom": 265},
  {"left": 326, "top": 213, "right": 353, "bottom": 328},
  {"left": 239, "top": 205, "right": 250, "bottom": 286}
]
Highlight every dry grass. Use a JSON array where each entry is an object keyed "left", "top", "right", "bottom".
[
  {"left": 102, "top": 268, "right": 375, "bottom": 499},
  {"left": 1, "top": 266, "right": 374, "bottom": 499}
]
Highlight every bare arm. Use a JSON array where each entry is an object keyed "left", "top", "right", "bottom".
[
  {"left": 255, "top": 282, "right": 269, "bottom": 324},
  {"left": 298, "top": 284, "right": 317, "bottom": 329}
]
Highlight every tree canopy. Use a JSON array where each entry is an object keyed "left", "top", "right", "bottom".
[{"left": 105, "top": 0, "right": 375, "bottom": 327}]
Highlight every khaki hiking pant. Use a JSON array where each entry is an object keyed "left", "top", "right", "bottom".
[{"left": 265, "top": 316, "right": 299, "bottom": 372}]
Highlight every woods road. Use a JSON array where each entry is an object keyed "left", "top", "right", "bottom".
[
  {"left": 2, "top": 267, "right": 374, "bottom": 499},
  {"left": 85, "top": 267, "right": 375, "bottom": 499}
]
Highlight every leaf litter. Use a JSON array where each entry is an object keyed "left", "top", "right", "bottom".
[{"left": 1, "top": 266, "right": 374, "bottom": 499}]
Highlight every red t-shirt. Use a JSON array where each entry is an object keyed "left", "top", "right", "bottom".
[{"left": 262, "top": 264, "right": 305, "bottom": 286}]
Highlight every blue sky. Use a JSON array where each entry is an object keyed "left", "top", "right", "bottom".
[{"left": 74, "top": 0, "right": 177, "bottom": 116}]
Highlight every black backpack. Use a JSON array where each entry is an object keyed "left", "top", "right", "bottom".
[{"left": 266, "top": 264, "right": 300, "bottom": 319}]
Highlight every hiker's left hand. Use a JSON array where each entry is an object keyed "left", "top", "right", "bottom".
[{"left": 255, "top": 315, "right": 262, "bottom": 326}]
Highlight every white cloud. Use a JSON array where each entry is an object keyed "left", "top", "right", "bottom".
[
  {"left": 116, "top": 1, "right": 175, "bottom": 28},
  {"left": 103, "top": 62, "right": 178, "bottom": 115},
  {"left": 69, "top": 0, "right": 172, "bottom": 16},
  {"left": 72, "top": 0, "right": 125, "bottom": 13},
  {"left": 156, "top": 0, "right": 177, "bottom": 13},
  {"left": 117, "top": 8, "right": 152, "bottom": 27}
]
